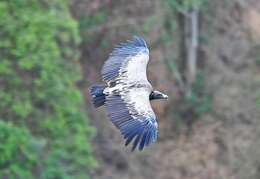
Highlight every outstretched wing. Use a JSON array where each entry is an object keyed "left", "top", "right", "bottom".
[
  {"left": 105, "top": 87, "right": 158, "bottom": 151},
  {"left": 101, "top": 36, "right": 149, "bottom": 84}
]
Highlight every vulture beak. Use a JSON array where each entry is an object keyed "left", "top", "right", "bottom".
[
  {"left": 150, "top": 91, "right": 168, "bottom": 100},
  {"left": 162, "top": 93, "right": 168, "bottom": 100}
]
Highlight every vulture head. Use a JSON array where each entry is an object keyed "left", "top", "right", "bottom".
[{"left": 149, "top": 90, "right": 168, "bottom": 100}]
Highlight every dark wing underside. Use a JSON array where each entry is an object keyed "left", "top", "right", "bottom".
[{"left": 105, "top": 88, "right": 158, "bottom": 151}]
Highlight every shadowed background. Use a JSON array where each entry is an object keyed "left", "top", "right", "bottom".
[{"left": 0, "top": 0, "right": 260, "bottom": 179}]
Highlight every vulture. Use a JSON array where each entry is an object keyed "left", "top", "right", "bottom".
[{"left": 90, "top": 36, "right": 168, "bottom": 151}]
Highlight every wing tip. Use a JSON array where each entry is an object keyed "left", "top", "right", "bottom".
[
  {"left": 122, "top": 118, "right": 158, "bottom": 152},
  {"left": 132, "top": 35, "right": 148, "bottom": 48},
  {"left": 115, "top": 36, "right": 149, "bottom": 51}
]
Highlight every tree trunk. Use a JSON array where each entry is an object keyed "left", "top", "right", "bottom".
[{"left": 185, "top": 7, "right": 199, "bottom": 96}]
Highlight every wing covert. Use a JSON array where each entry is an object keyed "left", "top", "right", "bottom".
[{"left": 101, "top": 36, "right": 150, "bottom": 84}]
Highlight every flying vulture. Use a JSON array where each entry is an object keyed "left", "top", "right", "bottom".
[{"left": 90, "top": 36, "right": 168, "bottom": 151}]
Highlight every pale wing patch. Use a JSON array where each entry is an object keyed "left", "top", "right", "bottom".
[
  {"left": 122, "top": 87, "right": 155, "bottom": 120},
  {"left": 101, "top": 36, "right": 149, "bottom": 84},
  {"left": 119, "top": 52, "right": 149, "bottom": 83}
]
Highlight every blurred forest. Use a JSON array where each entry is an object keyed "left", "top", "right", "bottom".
[{"left": 0, "top": 0, "right": 260, "bottom": 179}]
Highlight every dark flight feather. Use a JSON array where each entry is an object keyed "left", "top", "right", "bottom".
[{"left": 105, "top": 95, "right": 158, "bottom": 151}]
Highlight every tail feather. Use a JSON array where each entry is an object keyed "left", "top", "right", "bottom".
[{"left": 89, "top": 85, "right": 106, "bottom": 108}]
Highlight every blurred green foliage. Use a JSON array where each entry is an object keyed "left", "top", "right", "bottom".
[
  {"left": 170, "top": 71, "right": 212, "bottom": 131},
  {"left": 0, "top": 121, "right": 43, "bottom": 178},
  {"left": 79, "top": 12, "right": 107, "bottom": 44},
  {"left": 0, "top": 0, "right": 96, "bottom": 178},
  {"left": 162, "top": 0, "right": 211, "bottom": 120},
  {"left": 79, "top": 12, "right": 107, "bottom": 30},
  {"left": 257, "top": 93, "right": 260, "bottom": 108},
  {"left": 164, "top": 0, "right": 208, "bottom": 12},
  {"left": 160, "top": 0, "right": 209, "bottom": 43},
  {"left": 184, "top": 72, "right": 212, "bottom": 117}
]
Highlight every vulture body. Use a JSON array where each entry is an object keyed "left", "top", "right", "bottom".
[{"left": 90, "top": 36, "right": 168, "bottom": 151}]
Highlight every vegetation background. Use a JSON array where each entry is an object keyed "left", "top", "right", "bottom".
[{"left": 0, "top": 0, "right": 260, "bottom": 179}]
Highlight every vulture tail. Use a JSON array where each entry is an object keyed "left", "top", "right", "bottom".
[{"left": 89, "top": 85, "right": 106, "bottom": 108}]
